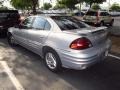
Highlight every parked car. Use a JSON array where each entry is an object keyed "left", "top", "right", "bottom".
[
  {"left": 0, "top": 10, "right": 20, "bottom": 36},
  {"left": 83, "top": 10, "right": 114, "bottom": 26},
  {"left": 7, "top": 15, "right": 111, "bottom": 72},
  {"left": 109, "top": 11, "right": 120, "bottom": 16},
  {"left": 74, "top": 11, "right": 85, "bottom": 16}
]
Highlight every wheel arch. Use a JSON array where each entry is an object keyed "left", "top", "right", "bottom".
[
  {"left": 42, "top": 46, "right": 59, "bottom": 57},
  {"left": 42, "top": 46, "right": 62, "bottom": 72},
  {"left": 7, "top": 32, "right": 12, "bottom": 38}
]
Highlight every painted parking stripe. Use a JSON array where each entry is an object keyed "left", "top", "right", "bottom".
[
  {"left": 0, "top": 61, "right": 25, "bottom": 90},
  {"left": 108, "top": 54, "right": 120, "bottom": 60},
  {"left": 0, "top": 57, "right": 3, "bottom": 60}
]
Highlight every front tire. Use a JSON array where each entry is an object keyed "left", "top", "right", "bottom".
[
  {"left": 44, "top": 49, "right": 62, "bottom": 72},
  {"left": 8, "top": 34, "right": 17, "bottom": 46}
]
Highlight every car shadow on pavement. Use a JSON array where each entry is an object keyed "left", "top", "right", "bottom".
[{"left": 0, "top": 38, "right": 120, "bottom": 90}]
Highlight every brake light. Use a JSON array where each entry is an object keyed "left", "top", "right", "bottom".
[{"left": 70, "top": 38, "right": 92, "bottom": 50}]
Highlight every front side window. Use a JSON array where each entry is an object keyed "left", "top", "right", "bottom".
[
  {"left": 51, "top": 16, "right": 88, "bottom": 30},
  {"left": 22, "top": 17, "right": 34, "bottom": 28},
  {"left": 32, "top": 17, "right": 46, "bottom": 30}
]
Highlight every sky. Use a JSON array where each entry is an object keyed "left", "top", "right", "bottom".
[
  {"left": 101, "top": 0, "right": 120, "bottom": 9},
  {"left": 2, "top": 0, "right": 120, "bottom": 9}
]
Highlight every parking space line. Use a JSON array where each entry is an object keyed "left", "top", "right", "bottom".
[
  {"left": 108, "top": 54, "right": 120, "bottom": 60},
  {"left": 0, "top": 57, "right": 3, "bottom": 60},
  {"left": 0, "top": 61, "right": 25, "bottom": 90}
]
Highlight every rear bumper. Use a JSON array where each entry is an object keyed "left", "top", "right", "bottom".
[
  {"left": 82, "top": 20, "right": 100, "bottom": 26},
  {"left": 58, "top": 39, "right": 111, "bottom": 70}
]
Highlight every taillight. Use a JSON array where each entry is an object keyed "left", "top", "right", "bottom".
[{"left": 70, "top": 37, "right": 92, "bottom": 50}]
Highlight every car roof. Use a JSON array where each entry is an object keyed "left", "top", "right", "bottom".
[
  {"left": 87, "top": 10, "right": 109, "bottom": 13},
  {"left": 31, "top": 14, "right": 71, "bottom": 18}
]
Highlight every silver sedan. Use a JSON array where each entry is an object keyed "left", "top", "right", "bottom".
[{"left": 7, "top": 15, "right": 111, "bottom": 72}]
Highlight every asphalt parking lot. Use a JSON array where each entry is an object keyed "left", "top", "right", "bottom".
[{"left": 0, "top": 17, "right": 120, "bottom": 90}]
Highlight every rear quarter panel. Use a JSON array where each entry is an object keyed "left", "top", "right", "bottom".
[{"left": 44, "top": 32, "right": 80, "bottom": 52}]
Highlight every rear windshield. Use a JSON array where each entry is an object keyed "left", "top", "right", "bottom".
[
  {"left": 51, "top": 16, "right": 88, "bottom": 30},
  {"left": 86, "top": 11, "right": 97, "bottom": 16}
]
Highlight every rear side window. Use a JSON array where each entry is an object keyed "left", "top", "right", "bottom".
[
  {"left": 86, "top": 11, "right": 97, "bottom": 16},
  {"left": 100, "top": 12, "right": 110, "bottom": 16},
  {"left": 44, "top": 21, "right": 51, "bottom": 30},
  {"left": 51, "top": 16, "right": 88, "bottom": 30},
  {"left": 32, "top": 17, "right": 46, "bottom": 30}
]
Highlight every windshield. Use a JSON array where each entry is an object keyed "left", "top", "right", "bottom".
[{"left": 51, "top": 16, "right": 89, "bottom": 30}]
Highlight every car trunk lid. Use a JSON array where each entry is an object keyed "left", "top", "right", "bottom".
[{"left": 63, "top": 27, "right": 108, "bottom": 46}]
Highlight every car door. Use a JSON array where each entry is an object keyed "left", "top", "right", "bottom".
[
  {"left": 25, "top": 17, "right": 52, "bottom": 55},
  {"left": 13, "top": 17, "right": 34, "bottom": 46}
]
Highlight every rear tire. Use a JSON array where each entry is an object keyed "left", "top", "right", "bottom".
[
  {"left": 109, "top": 20, "right": 114, "bottom": 26},
  {"left": 99, "top": 21, "right": 104, "bottom": 27},
  {"left": 44, "top": 49, "right": 62, "bottom": 73}
]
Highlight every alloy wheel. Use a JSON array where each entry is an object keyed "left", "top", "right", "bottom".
[{"left": 45, "top": 52, "right": 57, "bottom": 70}]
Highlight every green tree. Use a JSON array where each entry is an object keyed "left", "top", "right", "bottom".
[
  {"left": 110, "top": 3, "right": 120, "bottom": 11},
  {"left": 92, "top": 4, "right": 101, "bottom": 10},
  {"left": 11, "top": 0, "right": 31, "bottom": 10},
  {"left": 0, "top": 0, "right": 4, "bottom": 7},
  {"left": 53, "top": 3, "right": 66, "bottom": 9},
  {"left": 0, "top": 0, "right": 9, "bottom": 10},
  {"left": 0, "top": 6, "right": 8, "bottom": 10},
  {"left": 43, "top": 3, "right": 52, "bottom": 10},
  {"left": 77, "top": 0, "right": 84, "bottom": 10},
  {"left": 11, "top": 0, "right": 39, "bottom": 14},
  {"left": 57, "top": 0, "right": 79, "bottom": 10},
  {"left": 84, "top": 0, "right": 106, "bottom": 8},
  {"left": 31, "top": 0, "right": 39, "bottom": 14}
]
